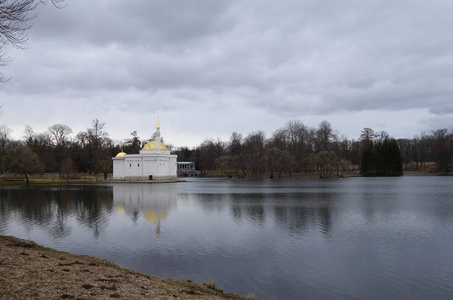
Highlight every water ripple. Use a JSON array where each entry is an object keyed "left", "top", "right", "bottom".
[{"left": 2, "top": 177, "right": 453, "bottom": 300}]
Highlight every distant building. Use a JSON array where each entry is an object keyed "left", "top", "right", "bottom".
[
  {"left": 112, "top": 119, "right": 177, "bottom": 180},
  {"left": 177, "top": 162, "right": 200, "bottom": 177}
]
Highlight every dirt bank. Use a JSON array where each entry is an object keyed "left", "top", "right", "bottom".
[{"left": 0, "top": 236, "right": 256, "bottom": 300}]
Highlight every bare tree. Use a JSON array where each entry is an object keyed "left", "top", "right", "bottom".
[
  {"left": 61, "top": 155, "right": 77, "bottom": 180},
  {"left": 229, "top": 132, "right": 246, "bottom": 178},
  {"left": 0, "top": 0, "right": 65, "bottom": 81},
  {"left": 431, "top": 129, "right": 451, "bottom": 173},
  {"left": 48, "top": 123, "right": 72, "bottom": 145},
  {"left": 84, "top": 119, "right": 112, "bottom": 174},
  {"left": 1, "top": 0, "right": 36, "bottom": 81},
  {"left": 265, "top": 147, "right": 281, "bottom": 179},
  {"left": 0, "top": 124, "right": 11, "bottom": 171},
  {"left": 316, "top": 120, "right": 335, "bottom": 152},
  {"left": 198, "top": 137, "right": 226, "bottom": 171},
  {"left": 0, "top": 124, "right": 11, "bottom": 153},
  {"left": 243, "top": 131, "right": 266, "bottom": 177},
  {"left": 214, "top": 155, "right": 233, "bottom": 177},
  {"left": 2, "top": 144, "right": 44, "bottom": 184},
  {"left": 48, "top": 123, "right": 72, "bottom": 174},
  {"left": 360, "top": 128, "right": 375, "bottom": 145},
  {"left": 23, "top": 124, "right": 34, "bottom": 140},
  {"left": 315, "top": 150, "right": 338, "bottom": 178}
]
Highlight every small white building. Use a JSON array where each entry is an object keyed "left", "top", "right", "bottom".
[
  {"left": 177, "top": 162, "right": 201, "bottom": 177},
  {"left": 112, "top": 120, "right": 177, "bottom": 180}
]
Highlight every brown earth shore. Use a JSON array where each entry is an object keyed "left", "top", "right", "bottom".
[{"left": 0, "top": 236, "right": 257, "bottom": 300}]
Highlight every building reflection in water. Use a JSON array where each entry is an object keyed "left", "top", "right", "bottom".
[{"left": 113, "top": 184, "right": 177, "bottom": 244}]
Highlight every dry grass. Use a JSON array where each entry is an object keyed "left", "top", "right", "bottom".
[
  {"left": 0, "top": 173, "right": 108, "bottom": 186},
  {"left": 0, "top": 235, "right": 257, "bottom": 300},
  {"left": 203, "top": 280, "right": 224, "bottom": 293}
]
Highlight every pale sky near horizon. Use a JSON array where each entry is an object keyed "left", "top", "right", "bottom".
[{"left": 1, "top": 0, "right": 453, "bottom": 148}]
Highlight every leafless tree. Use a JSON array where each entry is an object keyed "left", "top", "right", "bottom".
[
  {"left": 1, "top": 0, "right": 36, "bottom": 81},
  {"left": 82, "top": 118, "right": 112, "bottom": 174},
  {"left": 316, "top": 120, "right": 335, "bottom": 152},
  {"left": 48, "top": 123, "right": 72, "bottom": 174},
  {"left": 2, "top": 144, "right": 44, "bottom": 184},
  {"left": 0, "top": 0, "right": 65, "bottom": 81},
  {"left": 48, "top": 123, "right": 72, "bottom": 146},
  {"left": 315, "top": 150, "right": 338, "bottom": 178},
  {"left": 23, "top": 124, "right": 34, "bottom": 140},
  {"left": 265, "top": 147, "right": 281, "bottom": 179},
  {"left": 285, "top": 120, "right": 312, "bottom": 171},
  {"left": 229, "top": 132, "right": 247, "bottom": 178},
  {"left": 243, "top": 131, "right": 266, "bottom": 177},
  {"left": 0, "top": 124, "right": 11, "bottom": 155},
  {"left": 199, "top": 137, "right": 226, "bottom": 171},
  {"left": 360, "top": 128, "right": 375, "bottom": 144}
]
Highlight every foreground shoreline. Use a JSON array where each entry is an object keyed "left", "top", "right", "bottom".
[{"left": 0, "top": 235, "right": 257, "bottom": 300}]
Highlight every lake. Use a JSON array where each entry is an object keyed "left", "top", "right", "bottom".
[{"left": 1, "top": 176, "right": 453, "bottom": 299}]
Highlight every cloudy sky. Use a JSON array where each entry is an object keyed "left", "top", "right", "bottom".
[{"left": 1, "top": 0, "right": 453, "bottom": 147}]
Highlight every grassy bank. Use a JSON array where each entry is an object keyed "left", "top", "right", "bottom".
[
  {"left": 0, "top": 173, "right": 105, "bottom": 186},
  {"left": 0, "top": 168, "right": 448, "bottom": 186},
  {"left": 0, "top": 173, "right": 186, "bottom": 186},
  {"left": 0, "top": 178, "right": 103, "bottom": 186}
]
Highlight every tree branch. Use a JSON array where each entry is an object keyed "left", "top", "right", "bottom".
[{"left": 0, "top": 0, "right": 66, "bottom": 82}]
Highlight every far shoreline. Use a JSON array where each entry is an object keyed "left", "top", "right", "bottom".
[{"left": 0, "top": 171, "right": 450, "bottom": 186}]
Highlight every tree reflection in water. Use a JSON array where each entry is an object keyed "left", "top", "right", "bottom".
[
  {"left": 1, "top": 177, "right": 453, "bottom": 300},
  {"left": 190, "top": 190, "right": 334, "bottom": 237},
  {"left": 0, "top": 186, "right": 113, "bottom": 239}
]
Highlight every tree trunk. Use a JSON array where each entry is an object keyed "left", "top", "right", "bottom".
[
  {"left": 23, "top": 170, "right": 29, "bottom": 185},
  {"left": 239, "top": 154, "right": 246, "bottom": 178}
]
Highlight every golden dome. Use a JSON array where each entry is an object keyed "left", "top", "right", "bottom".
[
  {"left": 115, "top": 151, "right": 126, "bottom": 158},
  {"left": 141, "top": 140, "right": 168, "bottom": 151}
]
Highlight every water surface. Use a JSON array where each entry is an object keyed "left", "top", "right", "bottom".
[{"left": 1, "top": 176, "right": 453, "bottom": 299}]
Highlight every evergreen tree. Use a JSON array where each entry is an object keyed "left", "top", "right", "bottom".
[
  {"left": 360, "top": 137, "right": 402, "bottom": 176},
  {"left": 360, "top": 142, "right": 372, "bottom": 175}
]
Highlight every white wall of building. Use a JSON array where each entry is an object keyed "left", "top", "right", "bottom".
[
  {"left": 113, "top": 154, "right": 177, "bottom": 180},
  {"left": 113, "top": 160, "right": 125, "bottom": 178}
]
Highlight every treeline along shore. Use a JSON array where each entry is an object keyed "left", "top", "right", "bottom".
[{"left": 0, "top": 119, "right": 452, "bottom": 182}]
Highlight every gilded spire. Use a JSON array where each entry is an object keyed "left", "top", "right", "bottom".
[{"left": 156, "top": 117, "right": 160, "bottom": 129}]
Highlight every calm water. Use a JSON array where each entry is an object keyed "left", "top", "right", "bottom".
[{"left": 1, "top": 176, "right": 453, "bottom": 300}]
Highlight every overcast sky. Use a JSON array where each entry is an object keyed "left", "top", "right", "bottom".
[{"left": 1, "top": 0, "right": 453, "bottom": 148}]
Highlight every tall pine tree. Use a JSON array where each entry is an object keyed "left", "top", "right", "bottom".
[{"left": 360, "top": 135, "right": 402, "bottom": 176}]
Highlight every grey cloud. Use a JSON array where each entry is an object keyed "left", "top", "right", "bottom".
[
  {"left": 2, "top": 0, "right": 453, "bottom": 144},
  {"left": 33, "top": 0, "right": 237, "bottom": 49}
]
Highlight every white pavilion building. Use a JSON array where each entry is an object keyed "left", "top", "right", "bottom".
[{"left": 112, "top": 119, "right": 177, "bottom": 180}]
